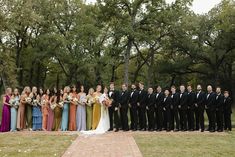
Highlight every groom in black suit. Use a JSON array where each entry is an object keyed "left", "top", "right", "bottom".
[{"left": 108, "top": 82, "right": 120, "bottom": 132}]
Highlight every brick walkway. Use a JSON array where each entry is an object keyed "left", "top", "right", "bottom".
[{"left": 62, "top": 132, "right": 143, "bottom": 157}]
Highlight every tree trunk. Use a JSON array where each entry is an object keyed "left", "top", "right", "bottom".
[
  {"left": 124, "top": 39, "right": 132, "bottom": 86},
  {"left": 147, "top": 51, "right": 154, "bottom": 87}
]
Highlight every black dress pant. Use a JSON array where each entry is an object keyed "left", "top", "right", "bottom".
[
  {"left": 155, "top": 106, "right": 163, "bottom": 130},
  {"left": 147, "top": 106, "right": 155, "bottom": 130},
  {"left": 206, "top": 108, "right": 216, "bottom": 131},
  {"left": 138, "top": 105, "right": 146, "bottom": 130},
  {"left": 171, "top": 108, "right": 180, "bottom": 130},
  {"left": 120, "top": 106, "right": 129, "bottom": 130},
  {"left": 187, "top": 107, "right": 195, "bottom": 130},
  {"left": 109, "top": 106, "right": 120, "bottom": 130},
  {"left": 224, "top": 110, "right": 232, "bottom": 131},
  {"left": 130, "top": 106, "right": 138, "bottom": 130},
  {"left": 216, "top": 108, "right": 223, "bottom": 131},
  {"left": 195, "top": 107, "right": 205, "bottom": 131},
  {"left": 165, "top": 108, "right": 171, "bottom": 130},
  {"left": 179, "top": 109, "right": 187, "bottom": 130}
]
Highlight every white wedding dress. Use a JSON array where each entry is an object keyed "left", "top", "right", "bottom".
[{"left": 81, "top": 93, "right": 110, "bottom": 135}]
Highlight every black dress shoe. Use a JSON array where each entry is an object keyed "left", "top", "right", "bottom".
[
  {"left": 209, "top": 130, "right": 215, "bottom": 132},
  {"left": 174, "top": 129, "right": 179, "bottom": 132},
  {"left": 201, "top": 129, "right": 204, "bottom": 132},
  {"left": 108, "top": 128, "right": 113, "bottom": 131},
  {"left": 141, "top": 128, "right": 146, "bottom": 131},
  {"left": 132, "top": 129, "right": 137, "bottom": 131},
  {"left": 114, "top": 129, "right": 119, "bottom": 132}
]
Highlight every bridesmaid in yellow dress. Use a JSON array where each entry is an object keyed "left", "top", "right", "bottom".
[
  {"left": 92, "top": 85, "right": 102, "bottom": 130},
  {"left": 86, "top": 88, "right": 95, "bottom": 130}
]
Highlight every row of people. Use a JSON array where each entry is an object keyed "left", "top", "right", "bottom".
[{"left": 0, "top": 83, "right": 232, "bottom": 132}]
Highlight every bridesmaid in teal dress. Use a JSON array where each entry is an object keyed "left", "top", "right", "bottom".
[
  {"left": 10, "top": 88, "right": 20, "bottom": 131},
  {"left": 61, "top": 86, "right": 71, "bottom": 131}
]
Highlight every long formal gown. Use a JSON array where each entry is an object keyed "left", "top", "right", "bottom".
[
  {"left": 0, "top": 95, "right": 11, "bottom": 132},
  {"left": 69, "top": 93, "right": 77, "bottom": 131},
  {"left": 25, "top": 96, "right": 32, "bottom": 129},
  {"left": 17, "top": 95, "right": 26, "bottom": 130},
  {"left": 86, "top": 95, "right": 94, "bottom": 130},
  {"left": 54, "top": 105, "right": 62, "bottom": 131},
  {"left": 42, "top": 95, "right": 49, "bottom": 130},
  {"left": 61, "top": 95, "right": 70, "bottom": 131},
  {"left": 81, "top": 93, "right": 110, "bottom": 135},
  {"left": 76, "top": 93, "right": 86, "bottom": 131},
  {"left": 47, "top": 97, "right": 54, "bottom": 131},
  {"left": 92, "top": 93, "right": 101, "bottom": 130},
  {"left": 10, "top": 96, "right": 20, "bottom": 131},
  {"left": 32, "top": 96, "right": 42, "bottom": 131}
]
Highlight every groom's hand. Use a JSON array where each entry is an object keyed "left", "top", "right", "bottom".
[{"left": 115, "top": 107, "right": 118, "bottom": 111}]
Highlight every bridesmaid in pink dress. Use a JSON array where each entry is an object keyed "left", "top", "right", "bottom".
[{"left": 0, "top": 88, "right": 12, "bottom": 132}]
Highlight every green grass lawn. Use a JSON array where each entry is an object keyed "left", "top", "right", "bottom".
[
  {"left": 134, "top": 131, "right": 235, "bottom": 157},
  {"left": 0, "top": 133, "right": 77, "bottom": 157}
]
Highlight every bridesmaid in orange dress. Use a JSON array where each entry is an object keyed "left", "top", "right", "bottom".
[
  {"left": 42, "top": 89, "right": 50, "bottom": 131},
  {"left": 69, "top": 85, "right": 78, "bottom": 131},
  {"left": 17, "top": 86, "right": 30, "bottom": 130}
]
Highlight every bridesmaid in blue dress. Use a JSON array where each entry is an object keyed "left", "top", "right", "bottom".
[
  {"left": 31, "top": 87, "right": 42, "bottom": 131},
  {"left": 61, "top": 86, "right": 71, "bottom": 131},
  {"left": 10, "top": 88, "right": 20, "bottom": 131}
]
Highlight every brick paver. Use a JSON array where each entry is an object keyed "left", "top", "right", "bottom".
[{"left": 62, "top": 132, "right": 143, "bottom": 157}]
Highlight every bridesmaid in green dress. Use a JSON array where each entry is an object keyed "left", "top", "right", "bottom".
[{"left": 86, "top": 88, "right": 95, "bottom": 130}]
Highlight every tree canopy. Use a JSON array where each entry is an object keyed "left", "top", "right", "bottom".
[{"left": 0, "top": 0, "right": 234, "bottom": 94}]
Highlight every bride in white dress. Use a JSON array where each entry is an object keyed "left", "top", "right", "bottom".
[{"left": 81, "top": 87, "right": 110, "bottom": 135}]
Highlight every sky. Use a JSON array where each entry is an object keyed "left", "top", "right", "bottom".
[{"left": 85, "top": 0, "right": 222, "bottom": 14}]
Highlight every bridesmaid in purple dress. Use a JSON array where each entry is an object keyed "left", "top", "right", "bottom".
[{"left": 0, "top": 88, "right": 12, "bottom": 132}]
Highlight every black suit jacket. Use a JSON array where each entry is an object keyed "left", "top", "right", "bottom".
[
  {"left": 179, "top": 92, "right": 188, "bottom": 110},
  {"left": 155, "top": 92, "right": 164, "bottom": 108},
  {"left": 108, "top": 90, "right": 120, "bottom": 108},
  {"left": 205, "top": 92, "right": 216, "bottom": 110},
  {"left": 195, "top": 91, "right": 206, "bottom": 109},
  {"left": 146, "top": 93, "right": 156, "bottom": 109},
  {"left": 215, "top": 93, "right": 224, "bottom": 111},
  {"left": 223, "top": 97, "right": 232, "bottom": 113},
  {"left": 119, "top": 90, "right": 129, "bottom": 108},
  {"left": 171, "top": 92, "right": 180, "bottom": 109},
  {"left": 138, "top": 89, "right": 148, "bottom": 107},
  {"left": 129, "top": 89, "right": 139, "bottom": 108},
  {"left": 163, "top": 96, "right": 172, "bottom": 110},
  {"left": 187, "top": 91, "right": 196, "bottom": 109}
]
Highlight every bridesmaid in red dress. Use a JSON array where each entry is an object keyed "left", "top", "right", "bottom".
[{"left": 0, "top": 88, "right": 12, "bottom": 132}]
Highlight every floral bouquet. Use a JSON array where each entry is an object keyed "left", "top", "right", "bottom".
[
  {"left": 25, "top": 97, "right": 32, "bottom": 104},
  {"left": 32, "top": 99, "right": 38, "bottom": 106},
  {"left": 58, "top": 101, "right": 64, "bottom": 108},
  {"left": 80, "top": 97, "right": 87, "bottom": 105},
  {"left": 9, "top": 99, "right": 15, "bottom": 106},
  {"left": 41, "top": 99, "right": 47, "bottom": 106},
  {"left": 87, "top": 97, "right": 94, "bottom": 106},
  {"left": 102, "top": 98, "right": 112, "bottom": 107},
  {"left": 66, "top": 95, "right": 72, "bottom": 102},
  {"left": 51, "top": 103, "right": 57, "bottom": 110},
  {"left": 73, "top": 98, "right": 79, "bottom": 105}
]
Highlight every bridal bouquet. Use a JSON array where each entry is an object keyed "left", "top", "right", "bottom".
[
  {"left": 102, "top": 98, "right": 112, "bottom": 107},
  {"left": 25, "top": 97, "right": 32, "bottom": 104},
  {"left": 51, "top": 103, "right": 57, "bottom": 110},
  {"left": 80, "top": 97, "right": 87, "bottom": 105}
]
